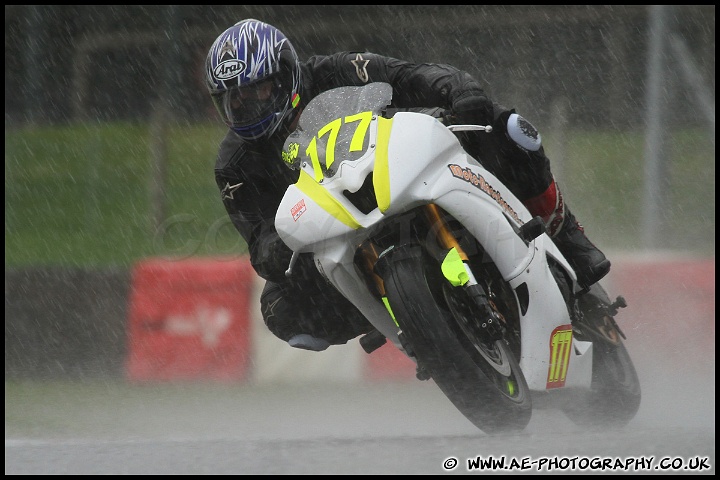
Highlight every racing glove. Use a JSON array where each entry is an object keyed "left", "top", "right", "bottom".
[{"left": 451, "top": 93, "right": 494, "bottom": 126}]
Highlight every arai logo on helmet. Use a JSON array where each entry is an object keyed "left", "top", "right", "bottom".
[{"left": 213, "top": 59, "right": 246, "bottom": 80}]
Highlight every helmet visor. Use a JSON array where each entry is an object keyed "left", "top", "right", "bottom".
[{"left": 211, "top": 77, "right": 288, "bottom": 130}]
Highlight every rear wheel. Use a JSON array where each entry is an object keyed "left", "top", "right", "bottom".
[
  {"left": 561, "top": 284, "right": 642, "bottom": 427},
  {"left": 377, "top": 244, "right": 532, "bottom": 434}
]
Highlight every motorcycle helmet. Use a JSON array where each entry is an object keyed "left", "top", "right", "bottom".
[{"left": 205, "top": 19, "right": 301, "bottom": 140}]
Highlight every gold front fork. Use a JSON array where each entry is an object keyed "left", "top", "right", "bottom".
[
  {"left": 356, "top": 203, "right": 475, "bottom": 297},
  {"left": 422, "top": 203, "right": 469, "bottom": 261},
  {"left": 357, "top": 240, "right": 386, "bottom": 297}
]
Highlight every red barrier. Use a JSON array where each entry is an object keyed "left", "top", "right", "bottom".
[
  {"left": 125, "top": 257, "right": 256, "bottom": 382},
  {"left": 608, "top": 256, "right": 715, "bottom": 375},
  {"left": 364, "top": 341, "right": 417, "bottom": 381}
]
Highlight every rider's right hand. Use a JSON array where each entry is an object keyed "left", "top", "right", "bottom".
[{"left": 451, "top": 93, "right": 493, "bottom": 126}]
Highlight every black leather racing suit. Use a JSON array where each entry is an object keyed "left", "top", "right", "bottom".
[{"left": 214, "top": 52, "right": 554, "bottom": 346}]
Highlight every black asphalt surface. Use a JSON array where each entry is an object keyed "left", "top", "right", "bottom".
[{"left": 5, "top": 355, "right": 715, "bottom": 475}]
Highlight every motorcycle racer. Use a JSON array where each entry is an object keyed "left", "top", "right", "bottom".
[{"left": 206, "top": 19, "right": 611, "bottom": 351}]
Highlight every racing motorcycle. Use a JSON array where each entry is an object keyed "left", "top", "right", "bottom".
[{"left": 275, "top": 82, "right": 641, "bottom": 434}]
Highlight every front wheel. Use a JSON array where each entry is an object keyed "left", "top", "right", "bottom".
[{"left": 377, "top": 244, "right": 532, "bottom": 434}]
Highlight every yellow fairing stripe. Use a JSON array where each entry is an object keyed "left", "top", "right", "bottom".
[
  {"left": 373, "top": 116, "right": 393, "bottom": 213},
  {"left": 296, "top": 170, "right": 361, "bottom": 229}
]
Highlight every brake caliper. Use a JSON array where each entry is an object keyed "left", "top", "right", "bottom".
[{"left": 441, "top": 248, "right": 505, "bottom": 342}]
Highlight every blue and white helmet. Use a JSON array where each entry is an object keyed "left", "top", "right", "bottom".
[{"left": 206, "top": 19, "right": 301, "bottom": 140}]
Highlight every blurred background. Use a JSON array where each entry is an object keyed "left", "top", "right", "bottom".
[
  {"left": 4, "top": 6, "right": 715, "bottom": 379},
  {"left": 5, "top": 5, "right": 715, "bottom": 264}
]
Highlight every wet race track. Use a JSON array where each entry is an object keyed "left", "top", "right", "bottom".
[{"left": 5, "top": 357, "right": 715, "bottom": 475}]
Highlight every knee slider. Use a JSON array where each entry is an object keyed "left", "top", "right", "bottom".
[
  {"left": 260, "top": 283, "right": 295, "bottom": 341},
  {"left": 506, "top": 113, "right": 542, "bottom": 152}
]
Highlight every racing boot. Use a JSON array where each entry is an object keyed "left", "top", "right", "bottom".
[
  {"left": 553, "top": 208, "right": 611, "bottom": 288},
  {"left": 523, "top": 180, "right": 611, "bottom": 288}
]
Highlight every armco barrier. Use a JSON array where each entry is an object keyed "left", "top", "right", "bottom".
[
  {"left": 124, "top": 257, "right": 255, "bottom": 382},
  {"left": 120, "top": 255, "right": 714, "bottom": 384},
  {"left": 5, "top": 267, "right": 129, "bottom": 379},
  {"left": 6, "top": 255, "right": 711, "bottom": 382}
]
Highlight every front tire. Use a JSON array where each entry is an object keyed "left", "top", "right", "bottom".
[{"left": 377, "top": 244, "right": 532, "bottom": 434}]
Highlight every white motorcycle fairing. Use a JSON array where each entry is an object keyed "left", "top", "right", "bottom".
[{"left": 274, "top": 83, "right": 591, "bottom": 393}]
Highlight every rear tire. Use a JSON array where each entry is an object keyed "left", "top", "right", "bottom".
[
  {"left": 377, "top": 244, "right": 532, "bottom": 434},
  {"left": 562, "top": 284, "right": 642, "bottom": 427}
]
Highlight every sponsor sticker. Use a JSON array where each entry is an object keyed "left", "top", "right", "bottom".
[
  {"left": 546, "top": 325, "right": 573, "bottom": 388},
  {"left": 291, "top": 199, "right": 307, "bottom": 221}
]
